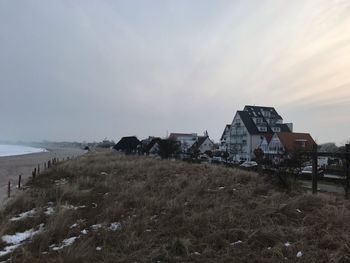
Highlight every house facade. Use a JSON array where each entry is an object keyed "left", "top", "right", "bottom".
[
  {"left": 219, "top": 124, "right": 231, "bottom": 151},
  {"left": 221, "top": 106, "right": 293, "bottom": 161},
  {"left": 188, "top": 136, "right": 214, "bottom": 154},
  {"left": 266, "top": 132, "right": 315, "bottom": 157}
]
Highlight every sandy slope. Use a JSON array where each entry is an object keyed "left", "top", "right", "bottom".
[{"left": 0, "top": 147, "right": 85, "bottom": 205}]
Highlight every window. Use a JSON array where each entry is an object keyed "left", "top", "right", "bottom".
[
  {"left": 256, "top": 118, "right": 262, "bottom": 124},
  {"left": 272, "top": 127, "right": 281, "bottom": 132},
  {"left": 258, "top": 126, "right": 267, "bottom": 132}
]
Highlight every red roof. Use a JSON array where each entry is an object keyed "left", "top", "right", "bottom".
[{"left": 276, "top": 132, "right": 315, "bottom": 152}]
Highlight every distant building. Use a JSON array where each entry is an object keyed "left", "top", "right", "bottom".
[
  {"left": 188, "top": 136, "right": 214, "bottom": 154},
  {"left": 113, "top": 136, "right": 141, "bottom": 154},
  {"left": 266, "top": 132, "right": 315, "bottom": 157},
  {"left": 169, "top": 133, "right": 198, "bottom": 152},
  {"left": 219, "top": 124, "right": 231, "bottom": 151},
  {"left": 221, "top": 105, "right": 293, "bottom": 161},
  {"left": 142, "top": 137, "right": 161, "bottom": 155}
]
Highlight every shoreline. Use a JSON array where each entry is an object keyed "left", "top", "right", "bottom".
[{"left": 0, "top": 147, "right": 85, "bottom": 207}]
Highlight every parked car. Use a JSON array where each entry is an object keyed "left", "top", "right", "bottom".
[
  {"left": 240, "top": 161, "right": 258, "bottom": 168},
  {"left": 299, "top": 166, "right": 324, "bottom": 178}
]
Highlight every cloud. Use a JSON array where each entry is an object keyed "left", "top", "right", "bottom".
[{"left": 0, "top": 0, "right": 349, "bottom": 143}]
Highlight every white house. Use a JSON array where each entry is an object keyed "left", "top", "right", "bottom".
[
  {"left": 221, "top": 105, "right": 293, "bottom": 161},
  {"left": 169, "top": 133, "right": 198, "bottom": 152},
  {"left": 219, "top": 124, "right": 231, "bottom": 151},
  {"left": 188, "top": 136, "right": 215, "bottom": 154}
]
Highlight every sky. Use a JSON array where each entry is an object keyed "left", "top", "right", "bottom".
[{"left": 0, "top": 0, "right": 350, "bottom": 144}]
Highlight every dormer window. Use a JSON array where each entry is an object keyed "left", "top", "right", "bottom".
[
  {"left": 256, "top": 118, "right": 262, "bottom": 124},
  {"left": 262, "top": 110, "right": 271, "bottom": 118},
  {"left": 272, "top": 127, "right": 281, "bottom": 132},
  {"left": 258, "top": 126, "right": 267, "bottom": 132}
]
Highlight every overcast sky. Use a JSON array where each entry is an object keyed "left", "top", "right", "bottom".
[{"left": 1, "top": 0, "right": 350, "bottom": 144}]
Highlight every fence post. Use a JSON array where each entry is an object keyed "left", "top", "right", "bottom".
[
  {"left": 18, "top": 175, "right": 22, "bottom": 189},
  {"left": 32, "top": 168, "right": 37, "bottom": 179},
  {"left": 7, "top": 181, "right": 11, "bottom": 198},
  {"left": 312, "top": 144, "right": 318, "bottom": 194},
  {"left": 38, "top": 164, "right": 40, "bottom": 175},
  {"left": 346, "top": 144, "right": 350, "bottom": 199}
]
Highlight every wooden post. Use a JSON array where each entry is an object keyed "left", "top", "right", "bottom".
[
  {"left": 37, "top": 164, "right": 40, "bottom": 175},
  {"left": 345, "top": 144, "right": 350, "bottom": 199},
  {"left": 18, "top": 175, "right": 22, "bottom": 189},
  {"left": 312, "top": 144, "right": 318, "bottom": 194},
  {"left": 7, "top": 181, "right": 11, "bottom": 198},
  {"left": 48, "top": 160, "right": 51, "bottom": 169},
  {"left": 32, "top": 168, "right": 37, "bottom": 179}
]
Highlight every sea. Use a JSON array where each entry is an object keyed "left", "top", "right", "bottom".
[{"left": 0, "top": 144, "right": 47, "bottom": 157}]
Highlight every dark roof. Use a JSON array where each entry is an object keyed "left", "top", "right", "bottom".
[
  {"left": 188, "top": 136, "right": 211, "bottom": 152},
  {"left": 276, "top": 132, "right": 316, "bottom": 152},
  {"left": 276, "top": 123, "right": 292, "bottom": 132},
  {"left": 220, "top": 124, "right": 231, "bottom": 141},
  {"left": 237, "top": 111, "right": 262, "bottom": 135},
  {"left": 114, "top": 136, "right": 140, "bottom": 151},
  {"left": 243, "top": 105, "right": 283, "bottom": 120}
]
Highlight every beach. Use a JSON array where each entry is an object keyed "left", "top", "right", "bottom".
[{"left": 0, "top": 146, "right": 85, "bottom": 206}]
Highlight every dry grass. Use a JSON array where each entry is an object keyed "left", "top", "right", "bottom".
[{"left": 1, "top": 151, "right": 350, "bottom": 262}]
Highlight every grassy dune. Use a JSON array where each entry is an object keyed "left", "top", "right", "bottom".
[{"left": 1, "top": 151, "right": 350, "bottom": 262}]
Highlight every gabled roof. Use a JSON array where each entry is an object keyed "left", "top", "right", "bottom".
[
  {"left": 237, "top": 111, "right": 262, "bottom": 135},
  {"left": 275, "top": 132, "right": 315, "bottom": 152},
  {"left": 276, "top": 123, "right": 292, "bottom": 132},
  {"left": 263, "top": 133, "right": 273, "bottom": 143},
  {"left": 244, "top": 105, "right": 283, "bottom": 120},
  {"left": 220, "top": 124, "right": 231, "bottom": 141},
  {"left": 114, "top": 136, "right": 140, "bottom": 151},
  {"left": 143, "top": 137, "right": 161, "bottom": 153},
  {"left": 188, "top": 136, "right": 212, "bottom": 152}
]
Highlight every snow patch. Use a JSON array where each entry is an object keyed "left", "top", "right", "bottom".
[
  {"left": 91, "top": 224, "right": 103, "bottom": 230},
  {"left": 10, "top": 209, "right": 36, "bottom": 222},
  {"left": 44, "top": 207, "right": 55, "bottom": 216},
  {"left": 2, "top": 224, "right": 44, "bottom": 245},
  {"left": 51, "top": 236, "right": 79, "bottom": 251},
  {"left": 109, "top": 222, "right": 121, "bottom": 231},
  {"left": 284, "top": 242, "right": 291, "bottom": 247},
  {"left": 296, "top": 251, "right": 303, "bottom": 258},
  {"left": 231, "top": 240, "right": 243, "bottom": 246},
  {"left": 0, "top": 224, "right": 44, "bottom": 257}
]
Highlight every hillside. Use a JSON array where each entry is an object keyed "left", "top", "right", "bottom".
[{"left": 1, "top": 151, "right": 350, "bottom": 262}]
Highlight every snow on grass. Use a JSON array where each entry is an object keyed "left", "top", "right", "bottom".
[
  {"left": 44, "top": 207, "right": 55, "bottom": 216},
  {"left": 2, "top": 224, "right": 44, "bottom": 245},
  {"left": 91, "top": 224, "right": 103, "bottom": 230},
  {"left": 230, "top": 240, "right": 243, "bottom": 246},
  {"left": 9, "top": 209, "right": 36, "bottom": 222},
  {"left": 81, "top": 229, "right": 88, "bottom": 235},
  {"left": 61, "top": 204, "right": 87, "bottom": 210},
  {"left": 0, "top": 244, "right": 20, "bottom": 258},
  {"left": 51, "top": 236, "right": 79, "bottom": 251},
  {"left": 0, "top": 224, "right": 44, "bottom": 257},
  {"left": 109, "top": 222, "right": 121, "bottom": 231},
  {"left": 296, "top": 251, "right": 303, "bottom": 258},
  {"left": 284, "top": 242, "right": 291, "bottom": 247},
  {"left": 96, "top": 246, "right": 102, "bottom": 251}
]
